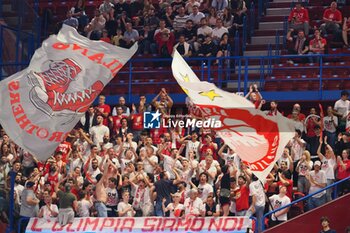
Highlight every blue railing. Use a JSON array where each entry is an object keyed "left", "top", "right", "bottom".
[{"left": 261, "top": 177, "right": 350, "bottom": 231}]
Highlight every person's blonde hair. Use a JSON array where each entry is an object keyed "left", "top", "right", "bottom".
[{"left": 303, "top": 150, "right": 311, "bottom": 161}]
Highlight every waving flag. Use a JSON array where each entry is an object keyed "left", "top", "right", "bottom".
[
  {"left": 0, "top": 25, "right": 137, "bottom": 161},
  {"left": 172, "top": 51, "right": 295, "bottom": 181}
]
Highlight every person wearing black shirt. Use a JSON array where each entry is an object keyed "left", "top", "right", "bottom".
[
  {"left": 174, "top": 35, "right": 192, "bottom": 57},
  {"left": 130, "top": 0, "right": 144, "bottom": 17},
  {"left": 114, "top": 0, "right": 127, "bottom": 18},
  {"left": 154, "top": 172, "right": 176, "bottom": 216},
  {"left": 204, "top": 195, "right": 220, "bottom": 216},
  {"left": 162, "top": 6, "right": 175, "bottom": 28},
  {"left": 198, "top": 36, "right": 217, "bottom": 57},
  {"left": 320, "top": 216, "right": 337, "bottom": 233},
  {"left": 219, "top": 165, "right": 232, "bottom": 216}
]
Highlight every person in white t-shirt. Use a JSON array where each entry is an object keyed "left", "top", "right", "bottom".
[
  {"left": 323, "top": 106, "right": 338, "bottom": 148},
  {"left": 118, "top": 191, "right": 136, "bottom": 217},
  {"left": 317, "top": 136, "right": 336, "bottom": 202},
  {"left": 268, "top": 185, "right": 291, "bottom": 227},
  {"left": 248, "top": 175, "right": 266, "bottom": 233},
  {"left": 295, "top": 150, "right": 313, "bottom": 194},
  {"left": 196, "top": 172, "right": 214, "bottom": 202},
  {"left": 180, "top": 131, "right": 200, "bottom": 160},
  {"left": 76, "top": 190, "right": 93, "bottom": 217},
  {"left": 183, "top": 189, "right": 204, "bottom": 216},
  {"left": 159, "top": 148, "right": 183, "bottom": 180},
  {"left": 89, "top": 115, "right": 109, "bottom": 150},
  {"left": 212, "top": 18, "right": 228, "bottom": 44},
  {"left": 288, "top": 130, "right": 306, "bottom": 162},
  {"left": 143, "top": 147, "right": 158, "bottom": 174},
  {"left": 197, "top": 155, "right": 219, "bottom": 185},
  {"left": 162, "top": 192, "right": 184, "bottom": 217},
  {"left": 306, "top": 160, "right": 326, "bottom": 210},
  {"left": 218, "top": 144, "right": 241, "bottom": 172},
  {"left": 333, "top": 90, "right": 350, "bottom": 132},
  {"left": 38, "top": 193, "right": 58, "bottom": 220}
]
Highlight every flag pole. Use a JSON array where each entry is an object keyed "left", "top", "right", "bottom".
[{"left": 5, "top": 170, "right": 16, "bottom": 233}]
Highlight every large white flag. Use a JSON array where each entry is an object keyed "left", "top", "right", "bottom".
[
  {"left": 0, "top": 25, "right": 137, "bottom": 161},
  {"left": 172, "top": 51, "right": 295, "bottom": 181}
]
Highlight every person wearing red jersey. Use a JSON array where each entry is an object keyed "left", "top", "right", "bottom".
[
  {"left": 234, "top": 175, "right": 250, "bottom": 216},
  {"left": 265, "top": 101, "right": 283, "bottom": 116},
  {"left": 109, "top": 106, "right": 127, "bottom": 137},
  {"left": 287, "top": 2, "right": 309, "bottom": 40},
  {"left": 336, "top": 149, "right": 350, "bottom": 196},
  {"left": 95, "top": 95, "right": 111, "bottom": 126},
  {"left": 342, "top": 17, "right": 350, "bottom": 47},
  {"left": 56, "top": 140, "right": 72, "bottom": 163},
  {"left": 276, "top": 171, "right": 294, "bottom": 201},
  {"left": 199, "top": 134, "right": 218, "bottom": 161},
  {"left": 287, "top": 103, "right": 306, "bottom": 121},
  {"left": 320, "top": 1, "right": 342, "bottom": 35},
  {"left": 308, "top": 29, "right": 327, "bottom": 63},
  {"left": 245, "top": 84, "right": 265, "bottom": 110}
]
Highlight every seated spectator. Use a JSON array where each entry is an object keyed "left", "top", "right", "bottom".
[
  {"left": 99, "top": 0, "right": 115, "bottom": 21},
  {"left": 342, "top": 17, "right": 350, "bottom": 47},
  {"left": 181, "top": 20, "right": 197, "bottom": 51},
  {"left": 111, "top": 29, "right": 123, "bottom": 46},
  {"left": 208, "top": 7, "right": 218, "bottom": 27},
  {"left": 130, "top": 0, "right": 143, "bottom": 18},
  {"left": 143, "top": 8, "right": 160, "bottom": 31},
  {"left": 308, "top": 29, "right": 326, "bottom": 63},
  {"left": 287, "top": 30, "right": 310, "bottom": 65},
  {"left": 286, "top": 2, "right": 310, "bottom": 39},
  {"left": 173, "top": 7, "right": 189, "bottom": 34},
  {"left": 186, "top": 0, "right": 201, "bottom": 14},
  {"left": 214, "top": 33, "right": 230, "bottom": 65},
  {"left": 154, "top": 20, "right": 170, "bottom": 39},
  {"left": 138, "top": 25, "right": 156, "bottom": 54},
  {"left": 120, "top": 23, "right": 139, "bottom": 49},
  {"left": 306, "top": 160, "right": 326, "bottom": 210},
  {"left": 63, "top": 11, "right": 79, "bottom": 30},
  {"left": 70, "top": 0, "right": 89, "bottom": 32},
  {"left": 174, "top": 35, "right": 193, "bottom": 57},
  {"left": 198, "top": 35, "right": 216, "bottom": 58},
  {"left": 100, "top": 29, "right": 111, "bottom": 43},
  {"left": 188, "top": 5, "right": 205, "bottom": 25},
  {"left": 114, "top": 0, "right": 127, "bottom": 18},
  {"left": 162, "top": 6, "right": 175, "bottom": 28},
  {"left": 197, "top": 17, "right": 213, "bottom": 40},
  {"left": 212, "top": 18, "right": 229, "bottom": 45},
  {"left": 320, "top": 1, "right": 342, "bottom": 36},
  {"left": 85, "top": 9, "right": 106, "bottom": 40},
  {"left": 222, "top": 7, "right": 234, "bottom": 28},
  {"left": 211, "top": 0, "right": 228, "bottom": 13},
  {"left": 171, "top": 0, "right": 186, "bottom": 12},
  {"left": 199, "top": 0, "right": 211, "bottom": 14}
]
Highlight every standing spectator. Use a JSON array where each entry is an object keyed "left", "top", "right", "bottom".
[
  {"left": 19, "top": 181, "right": 39, "bottom": 233},
  {"left": 231, "top": 0, "right": 247, "bottom": 22},
  {"left": 287, "top": 2, "right": 310, "bottom": 39},
  {"left": 81, "top": 106, "right": 98, "bottom": 133},
  {"left": 234, "top": 175, "right": 250, "bottom": 216},
  {"left": 183, "top": 188, "right": 203, "bottom": 216},
  {"left": 63, "top": 11, "right": 79, "bottom": 30},
  {"left": 154, "top": 20, "right": 170, "bottom": 39},
  {"left": 171, "top": 0, "right": 186, "bottom": 12},
  {"left": 185, "top": 0, "right": 201, "bottom": 14},
  {"left": 100, "top": 29, "right": 111, "bottom": 43},
  {"left": 336, "top": 149, "right": 350, "bottom": 195},
  {"left": 174, "top": 35, "right": 192, "bottom": 57},
  {"left": 333, "top": 90, "right": 349, "bottom": 133},
  {"left": 76, "top": 190, "right": 92, "bottom": 217},
  {"left": 144, "top": 9, "right": 160, "bottom": 31},
  {"left": 106, "top": 177, "right": 119, "bottom": 217},
  {"left": 162, "top": 5, "right": 175, "bottom": 28},
  {"left": 342, "top": 17, "right": 350, "bottom": 47},
  {"left": 89, "top": 116, "right": 110, "bottom": 150},
  {"left": 320, "top": 216, "right": 337, "bottom": 233},
  {"left": 306, "top": 160, "right": 326, "bottom": 210},
  {"left": 287, "top": 103, "right": 306, "bottom": 121},
  {"left": 249, "top": 175, "right": 266, "bottom": 233},
  {"left": 308, "top": 29, "right": 327, "bottom": 63},
  {"left": 320, "top": 1, "right": 342, "bottom": 36},
  {"left": 287, "top": 30, "right": 309, "bottom": 64},
  {"left": 317, "top": 137, "right": 337, "bottom": 202},
  {"left": 188, "top": 5, "right": 205, "bottom": 25},
  {"left": 85, "top": 9, "right": 106, "bottom": 40},
  {"left": 268, "top": 185, "right": 291, "bottom": 227},
  {"left": 212, "top": 18, "right": 228, "bottom": 45},
  {"left": 138, "top": 25, "right": 156, "bottom": 54},
  {"left": 202, "top": 195, "right": 220, "bottom": 216},
  {"left": 154, "top": 172, "right": 174, "bottom": 216},
  {"left": 120, "top": 23, "right": 139, "bottom": 49},
  {"left": 55, "top": 182, "right": 77, "bottom": 226},
  {"left": 118, "top": 191, "right": 136, "bottom": 217},
  {"left": 211, "top": 0, "right": 228, "bottom": 13},
  {"left": 173, "top": 7, "right": 189, "bottom": 34},
  {"left": 112, "top": 96, "right": 130, "bottom": 117},
  {"left": 96, "top": 95, "right": 111, "bottom": 126},
  {"left": 162, "top": 192, "right": 184, "bottom": 217},
  {"left": 70, "top": 0, "right": 89, "bottom": 32},
  {"left": 155, "top": 30, "right": 175, "bottom": 61},
  {"left": 324, "top": 106, "right": 338, "bottom": 148},
  {"left": 295, "top": 150, "right": 313, "bottom": 195},
  {"left": 38, "top": 194, "right": 58, "bottom": 220},
  {"left": 99, "top": 0, "right": 115, "bottom": 21}
]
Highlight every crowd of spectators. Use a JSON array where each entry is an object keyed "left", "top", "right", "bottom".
[
  {"left": 59, "top": 0, "right": 249, "bottom": 63},
  {"left": 286, "top": 1, "right": 350, "bottom": 64},
  {"left": 0, "top": 86, "right": 349, "bottom": 233}
]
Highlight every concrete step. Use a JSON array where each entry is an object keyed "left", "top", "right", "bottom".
[
  {"left": 261, "top": 15, "right": 287, "bottom": 22},
  {"left": 269, "top": 2, "right": 292, "bottom": 8},
  {"left": 273, "top": 0, "right": 292, "bottom": 3},
  {"left": 259, "top": 21, "right": 284, "bottom": 30},
  {"left": 244, "top": 50, "right": 277, "bottom": 56},
  {"left": 253, "top": 29, "right": 284, "bottom": 36},
  {"left": 251, "top": 35, "right": 284, "bottom": 45},
  {"left": 266, "top": 7, "right": 290, "bottom": 16}
]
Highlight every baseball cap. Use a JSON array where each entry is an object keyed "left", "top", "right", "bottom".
[{"left": 314, "top": 160, "right": 321, "bottom": 167}]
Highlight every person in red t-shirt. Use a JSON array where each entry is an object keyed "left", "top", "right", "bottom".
[
  {"left": 320, "top": 1, "right": 342, "bottom": 35},
  {"left": 100, "top": 29, "right": 111, "bottom": 43},
  {"left": 95, "top": 95, "right": 111, "bottom": 126},
  {"left": 234, "top": 175, "right": 250, "bottom": 216},
  {"left": 336, "top": 149, "right": 350, "bottom": 195},
  {"left": 308, "top": 29, "right": 327, "bottom": 63},
  {"left": 245, "top": 84, "right": 265, "bottom": 110},
  {"left": 342, "top": 17, "right": 350, "bottom": 47},
  {"left": 276, "top": 171, "right": 294, "bottom": 201},
  {"left": 199, "top": 134, "right": 218, "bottom": 161},
  {"left": 109, "top": 106, "right": 127, "bottom": 137},
  {"left": 56, "top": 140, "right": 72, "bottom": 163},
  {"left": 287, "top": 2, "right": 310, "bottom": 39},
  {"left": 287, "top": 103, "right": 306, "bottom": 121}
]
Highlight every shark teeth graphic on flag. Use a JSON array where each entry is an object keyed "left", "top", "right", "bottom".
[{"left": 171, "top": 50, "right": 295, "bottom": 181}]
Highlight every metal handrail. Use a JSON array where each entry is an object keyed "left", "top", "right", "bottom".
[{"left": 261, "top": 177, "right": 350, "bottom": 231}]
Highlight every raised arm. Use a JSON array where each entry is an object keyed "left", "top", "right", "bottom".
[{"left": 317, "top": 137, "right": 325, "bottom": 161}]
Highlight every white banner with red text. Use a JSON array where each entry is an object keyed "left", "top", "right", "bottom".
[
  {"left": 26, "top": 217, "right": 252, "bottom": 233},
  {"left": 0, "top": 25, "right": 137, "bottom": 161}
]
